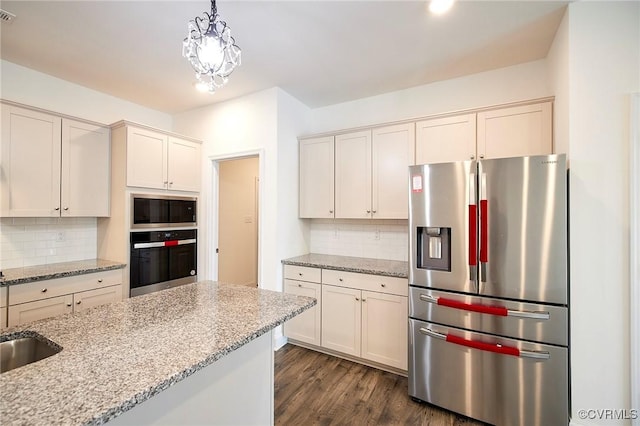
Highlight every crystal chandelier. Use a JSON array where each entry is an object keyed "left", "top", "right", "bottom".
[{"left": 182, "top": 0, "right": 241, "bottom": 93}]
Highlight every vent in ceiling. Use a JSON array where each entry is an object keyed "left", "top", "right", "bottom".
[{"left": 0, "top": 9, "right": 16, "bottom": 23}]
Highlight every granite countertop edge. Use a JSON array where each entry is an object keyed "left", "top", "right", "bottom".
[
  {"left": 0, "top": 259, "right": 127, "bottom": 287},
  {"left": 89, "top": 300, "right": 315, "bottom": 425},
  {"left": 281, "top": 254, "right": 408, "bottom": 278}
]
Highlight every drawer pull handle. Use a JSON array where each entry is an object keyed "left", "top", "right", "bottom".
[
  {"left": 419, "top": 294, "right": 550, "bottom": 320},
  {"left": 41, "top": 288, "right": 47, "bottom": 293},
  {"left": 419, "top": 327, "right": 550, "bottom": 360},
  {"left": 76, "top": 300, "right": 82, "bottom": 305},
  {"left": 98, "top": 279, "right": 103, "bottom": 283}
]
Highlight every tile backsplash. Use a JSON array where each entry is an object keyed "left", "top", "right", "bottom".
[
  {"left": 309, "top": 219, "right": 408, "bottom": 261},
  {"left": 0, "top": 217, "right": 98, "bottom": 269}
]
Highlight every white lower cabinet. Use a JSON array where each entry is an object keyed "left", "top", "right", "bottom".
[
  {"left": 321, "top": 284, "right": 362, "bottom": 357},
  {"left": 1, "top": 286, "right": 8, "bottom": 330},
  {"left": 361, "top": 291, "right": 408, "bottom": 370},
  {"left": 7, "top": 270, "right": 123, "bottom": 327},
  {"left": 283, "top": 279, "right": 321, "bottom": 346}
]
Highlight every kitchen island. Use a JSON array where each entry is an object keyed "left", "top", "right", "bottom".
[{"left": 0, "top": 281, "right": 315, "bottom": 425}]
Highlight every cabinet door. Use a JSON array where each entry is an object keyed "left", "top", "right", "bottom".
[
  {"left": 415, "top": 114, "right": 476, "bottom": 165},
  {"left": 167, "top": 136, "right": 201, "bottom": 192},
  {"left": 361, "top": 291, "right": 408, "bottom": 370},
  {"left": 61, "top": 119, "right": 110, "bottom": 216},
  {"left": 477, "top": 102, "right": 552, "bottom": 160},
  {"left": 372, "top": 123, "right": 415, "bottom": 219},
  {"left": 7, "top": 295, "right": 73, "bottom": 327},
  {"left": 283, "top": 279, "right": 321, "bottom": 346},
  {"left": 299, "top": 136, "right": 334, "bottom": 218},
  {"left": 1, "top": 105, "right": 62, "bottom": 217},
  {"left": 0, "top": 307, "right": 6, "bottom": 330},
  {"left": 73, "top": 285, "right": 122, "bottom": 312},
  {"left": 321, "top": 284, "right": 361, "bottom": 356},
  {"left": 126, "top": 126, "right": 168, "bottom": 189},
  {"left": 335, "top": 130, "right": 372, "bottom": 219}
]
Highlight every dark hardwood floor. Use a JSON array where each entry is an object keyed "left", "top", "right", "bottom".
[{"left": 274, "top": 344, "right": 485, "bottom": 426}]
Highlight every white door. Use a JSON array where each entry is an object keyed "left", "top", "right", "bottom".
[
  {"left": 361, "top": 291, "right": 408, "bottom": 370},
  {"left": 477, "top": 101, "right": 553, "bottom": 159},
  {"left": 321, "top": 284, "right": 361, "bottom": 356},
  {"left": 372, "top": 123, "right": 415, "bottom": 219},
  {"left": 126, "top": 126, "right": 167, "bottom": 189},
  {"left": 167, "top": 136, "right": 201, "bottom": 192},
  {"left": 283, "top": 279, "right": 321, "bottom": 346},
  {"left": 7, "top": 295, "right": 73, "bottom": 327},
  {"left": 1, "top": 105, "right": 62, "bottom": 217},
  {"left": 61, "top": 119, "right": 110, "bottom": 217},
  {"left": 218, "top": 156, "right": 259, "bottom": 286},
  {"left": 299, "top": 136, "right": 334, "bottom": 218},
  {"left": 415, "top": 113, "right": 477, "bottom": 164},
  {"left": 335, "top": 130, "right": 372, "bottom": 219}
]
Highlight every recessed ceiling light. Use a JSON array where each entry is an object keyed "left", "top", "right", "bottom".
[{"left": 429, "top": 0, "right": 455, "bottom": 15}]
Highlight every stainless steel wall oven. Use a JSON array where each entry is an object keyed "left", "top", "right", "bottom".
[{"left": 129, "top": 229, "right": 197, "bottom": 297}]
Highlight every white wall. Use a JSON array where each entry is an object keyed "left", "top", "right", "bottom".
[
  {"left": 564, "top": 2, "right": 639, "bottom": 425},
  {"left": 0, "top": 60, "right": 172, "bottom": 128},
  {"left": 308, "top": 59, "right": 551, "bottom": 134},
  {"left": 546, "top": 8, "right": 570, "bottom": 157}
]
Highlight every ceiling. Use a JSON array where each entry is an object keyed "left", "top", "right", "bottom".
[{"left": 0, "top": 1, "right": 568, "bottom": 115}]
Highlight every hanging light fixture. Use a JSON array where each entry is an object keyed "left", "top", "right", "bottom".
[{"left": 182, "top": 0, "right": 241, "bottom": 93}]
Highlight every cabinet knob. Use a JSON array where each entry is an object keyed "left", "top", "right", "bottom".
[
  {"left": 372, "top": 210, "right": 377, "bottom": 214},
  {"left": 169, "top": 182, "right": 173, "bottom": 185},
  {"left": 339, "top": 278, "right": 343, "bottom": 282},
  {"left": 66, "top": 303, "right": 72, "bottom": 307},
  {"left": 362, "top": 299, "right": 367, "bottom": 302},
  {"left": 98, "top": 279, "right": 103, "bottom": 283},
  {"left": 366, "top": 210, "right": 371, "bottom": 214},
  {"left": 298, "top": 283, "right": 302, "bottom": 287},
  {"left": 479, "top": 154, "right": 485, "bottom": 159},
  {"left": 380, "top": 283, "right": 386, "bottom": 288},
  {"left": 298, "top": 273, "right": 303, "bottom": 277},
  {"left": 41, "top": 288, "right": 48, "bottom": 293},
  {"left": 329, "top": 210, "right": 333, "bottom": 214},
  {"left": 470, "top": 155, "right": 475, "bottom": 160},
  {"left": 54, "top": 207, "right": 60, "bottom": 211},
  {"left": 355, "top": 297, "right": 360, "bottom": 301},
  {"left": 63, "top": 207, "right": 69, "bottom": 211},
  {"left": 164, "top": 181, "right": 169, "bottom": 185},
  {"left": 76, "top": 300, "right": 82, "bottom": 305}
]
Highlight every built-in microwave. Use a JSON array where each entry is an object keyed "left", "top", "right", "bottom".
[{"left": 131, "top": 194, "right": 196, "bottom": 229}]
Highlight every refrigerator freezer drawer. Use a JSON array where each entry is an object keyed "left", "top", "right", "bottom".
[
  {"left": 409, "top": 287, "right": 568, "bottom": 346},
  {"left": 409, "top": 319, "right": 568, "bottom": 426}
]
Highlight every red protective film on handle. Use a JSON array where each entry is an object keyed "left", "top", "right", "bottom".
[
  {"left": 480, "top": 199, "right": 488, "bottom": 263},
  {"left": 437, "top": 297, "right": 508, "bottom": 316},
  {"left": 445, "top": 334, "right": 520, "bottom": 357},
  {"left": 469, "top": 204, "right": 477, "bottom": 266},
  {"left": 164, "top": 240, "right": 179, "bottom": 247}
]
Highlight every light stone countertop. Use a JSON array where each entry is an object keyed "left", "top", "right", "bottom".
[
  {"left": 0, "top": 281, "right": 316, "bottom": 425},
  {"left": 0, "top": 259, "right": 126, "bottom": 286},
  {"left": 282, "top": 253, "right": 408, "bottom": 278}
]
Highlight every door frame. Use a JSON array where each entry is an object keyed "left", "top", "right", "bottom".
[{"left": 208, "top": 149, "right": 264, "bottom": 288}]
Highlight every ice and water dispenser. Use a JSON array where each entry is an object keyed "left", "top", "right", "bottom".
[{"left": 416, "top": 227, "right": 451, "bottom": 271}]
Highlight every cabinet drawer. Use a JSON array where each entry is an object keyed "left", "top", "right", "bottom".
[
  {"left": 283, "top": 265, "right": 321, "bottom": 283},
  {"left": 1, "top": 286, "right": 7, "bottom": 308},
  {"left": 8, "top": 295, "right": 73, "bottom": 327},
  {"left": 322, "top": 269, "right": 408, "bottom": 296},
  {"left": 9, "top": 270, "right": 123, "bottom": 305}
]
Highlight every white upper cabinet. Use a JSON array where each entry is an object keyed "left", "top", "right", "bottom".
[
  {"left": 477, "top": 101, "right": 553, "bottom": 160},
  {"left": 299, "top": 136, "right": 335, "bottom": 218},
  {"left": 1, "top": 104, "right": 110, "bottom": 217},
  {"left": 415, "top": 114, "right": 476, "bottom": 164},
  {"left": 335, "top": 130, "right": 372, "bottom": 219},
  {"left": 372, "top": 123, "right": 415, "bottom": 219},
  {"left": 61, "top": 119, "right": 110, "bottom": 216},
  {"left": 125, "top": 124, "right": 201, "bottom": 192}
]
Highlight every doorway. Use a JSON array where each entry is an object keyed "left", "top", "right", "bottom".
[{"left": 217, "top": 156, "right": 259, "bottom": 286}]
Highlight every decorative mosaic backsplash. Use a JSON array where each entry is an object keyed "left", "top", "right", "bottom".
[{"left": 0, "top": 217, "right": 97, "bottom": 269}]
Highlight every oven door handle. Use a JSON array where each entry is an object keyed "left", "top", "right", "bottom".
[
  {"left": 418, "top": 294, "right": 550, "bottom": 320},
  {"left": 132, "top": 239, "right": 197, "bottom": 249},
  {"left": 418, "top": 327, "right": 550, "bottom": 360}
]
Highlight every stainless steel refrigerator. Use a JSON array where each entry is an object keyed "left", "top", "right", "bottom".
[{"left": 408, "top": 154, "right": 569, "bottom": 426}]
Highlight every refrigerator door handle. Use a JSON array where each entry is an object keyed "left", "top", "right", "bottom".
[
  {"left": 418, "top": 327, "right": 551, "bottom": 360},
  {"left": 479, "top": 173, "right": 488, "bottom": 283},
  {"left": 469, "top": 172, "right": 477, "bottom": 283},
  {"left": 418, "top": 294, "right": 550, "bottom": 320}
]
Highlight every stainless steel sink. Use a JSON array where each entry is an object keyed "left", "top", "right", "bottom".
[{"left": 0, "top": 334, "right": 62, "bottom": 373}]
